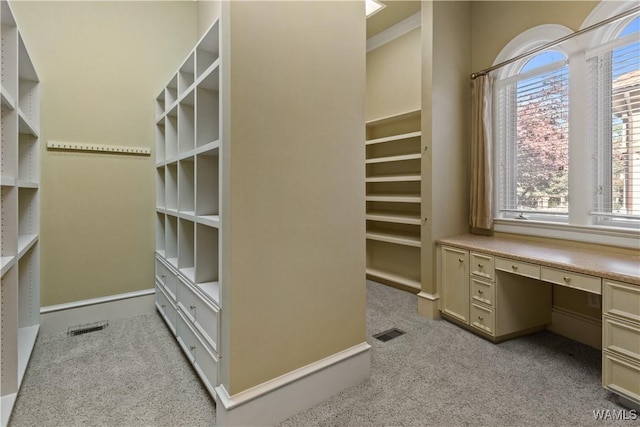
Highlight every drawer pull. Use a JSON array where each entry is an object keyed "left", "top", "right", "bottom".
[
  {"left": 478, "top": 290, "right": 484, "bottom": 294},
  {"left": 478, "top": 263, "right": 484, "bottom": 268},
  {"left": 511, "top": 265, "right": 518, "bottom": 271},
  {"left": 189, "top": 345, "right": 196, "bottom": 351},
  {"left": 161, "top": 274, "right": 166, "bottom": 278},
  {"left": 478, "top": 316, "right": 484, "bottom": 321},
  {"left": 458, "top": 258, "right": 464, "bottom": 263},
  {"left": 190, "top": 304, "right": 196, "bottom": 310},
  {"left": 563, "top": 276, "right": 571, "bottom": 283},
  {"left": 161, "top": 304, "right": 166, "bottom": 308}
]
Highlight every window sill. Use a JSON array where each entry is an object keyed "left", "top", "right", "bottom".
[{"left": 493, "top": 219, "right": 639, "bottom": 249}]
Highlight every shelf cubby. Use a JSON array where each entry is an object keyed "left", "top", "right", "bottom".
[
  {"left": 366, "top": 133, "right": 420, "bottom": 160},
  {"left": 1, "top": 186, "right": 17, "bottom": 260},
  {"left": 17, "top": 132, "right": 38, "bottom": 187},
  {"left": 178, "top": 158, "right": 195, "bottom": 215},
  {"left": 156, "top": 212, "right": 166, "bottom": 256},
  {"left": 195, "top": 149, "right": 219, "bottom": 221},
  {"left": 165, "top": 106, "right": 178, "bottom": 161},
  {"left": 196, "top": 21, "right": 219, "bottom": 78},
  {"left": 18, "top": 244, "right": 39, "bottom": 330},
  {"left": 17, "top": 187, "right": 38, "bottom": 237},
  {"left": 196, "top": 67, "right": 219, "bottom": 147},
  {"left": 156, "top": 167, "right": 166, "bottom": 209},
  {"left": 178, "top": 53, "right": 195, "bottom": 97},
  {"left": 1, "top": 4, "right": 18, "bottom": 106},
  {"left": 155, "top": 90, "right": 165, "bottom": 120},
  {"left": 366, "top": 240, "right": 421, "bottom": 291},
  {"left": 165, "top": 74, "right": 178, "bottom": 109},
  {"left": 1, "top": 104, "right": 17, "bottom": 184},
  {"left": 178, "top": 219, "right": 195, "bottom": 281},
  {"left": 178, "top": 92, "right": 195, "bottom": 155},
  {"left": 17, "top": 36, "right": 39, "bottom": 132},
  {"left": 1, "top": 264, "right": 18, "bottom": 395},
  {"left": 195, "top": 223, "right": 219, "bottom": 303},
  {"left": 165, "top": 215, "right": 178, "bottom": 267},
  {"left": 166, "top": 162, "right": 178, "bottom": 212},
  {"left": 155, "top": 122, "right": 166, "bottom": 164}
]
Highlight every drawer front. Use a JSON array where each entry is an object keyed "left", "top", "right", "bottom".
[
  {"left": 603, "top": 351, "right": 640, "bottom": 403},
  {"left": 470, "top": 303, "right": 494, "bottom": 336},
  {"left": 156, "top": 256, "right": 177, "bottom": 300},
  {"left": 604, "top": 281, "right": 640, "bottom": 323},
  {"left": 541, "top": 267, "right": 601, "bottom": 295},
  {"left": 176, "top": 311, "right": 218, "bottom": 392},
  {"left": 177, "top": 277, "right": 219, "bottom": 352},
  {"left": 155, "top": 284, "right": 177, "bottom": 335},
  {"left": 470, "top": 277, "right": 494, "bottom": 307},
  {"left": 470, "top": 252, "right": 494, "bottom": 281},
  {"left": 495, "top": 257, "right": 540, "bottom": 280},
  {"left": 604, "top": 316, "right": 640, "bottom": 361}
]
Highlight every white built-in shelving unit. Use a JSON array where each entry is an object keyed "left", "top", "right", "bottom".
[
  {"left": 1, "top": 1, "right": 41, "bottom": 425},
  {"left": 154, "top": 20, "right": 221, "bottom": 399},
  {"left": 365, "top": 110, "right": 422, "bottom": 292}
]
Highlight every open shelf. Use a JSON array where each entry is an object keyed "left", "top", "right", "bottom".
[
  {"left": 156, "top": 167, "right": 166, "bottom": 209},
  {"left": 165, "top": 74, "right": 178, "bottom": 109},
  {"left": 16, "top": 325, "right": 38, "bottom": 387},
  {"left": 366, "top": 267, "right": 421, "bottom": 292},
  {"left": 155, "top": 122, "right": 165, "bottom": 164},
  {"left": 178, "top": 158, "right": 195, "bottom": 215},
  {"left": 366, "top": 193, "right": 420, "bottom": 203},
  {"left": 178, "top": 53, "right": 195, "bottom": 97},
  {"left": 1, "top": 256, "right": 15, "bottom": 277},
  {"left": 18, "top": 132, "right": 38, "bottom": 187},
  {"left": 195, "top": 149, "right": 219, "bottom": 220},
  {"left": 166, "top": 163, "right": 178, "bottom": 212},
  {"left": 366, "top": 229, "right": 420, "bottom": 248},
  {"left": 1, "top": 264, "right": 18, "bottom": 397},
  {"left": 365, "top": 153, "right": 421, "bottom": 164},
  {"left": 196, "top": 223, "right": 218, "bottom": 284},
  {"left": 1, "top": 104, "right": 17, "bottom": 183},
  {"left": 366, "top": 173, "right": 421, "bottom": 183},
  {"left": 165, "top": 106, "right": 178, "bottom": 161},
  {"left": 155, "top": 90, "right": 165, "bottom": 120},
  {"left": 366, "top": 210, "right": 421, "bottom": 225},
  {"left": 196, "top": 67, "right": 219, "bottom": 147},
  {"left": 365, "top": 131, "right": 422, "bottom": 146},
  {"left": 178, "top": 219, "right": 195, "bottom": 276},
  {"left": 156, "top": 212, "right": 166, "bottom": 254},
  {"left": 18, "top": 244, "right": 39, "bottom": 329},
  {"left": 196, "top": 21, "right": 220, "bottom": 79},
  {"left": 18, "top": 187, "right": 38, "bottom": 236},
  {"left": 17, "top": 36, "right": 39, "bottom": 132},
  {"left": 165, "top": 215, "right": 178, "bottom": 266},
  {"left": 178, "top": 92, "right": 195, "bottom": 154},
  {"left": 16, "top": 234, "right": 37, "bottom": 259},
  {"left": 1, "top": 6, "right": 18, "bottom": 108}
]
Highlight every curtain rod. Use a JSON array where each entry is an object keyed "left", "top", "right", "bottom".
[{"left": 470, "top": 5, "right": 640, "bottom": 80}]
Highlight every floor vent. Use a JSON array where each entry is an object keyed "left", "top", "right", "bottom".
[
  {"left": 373, "top": 328, "right": 406, "bottom": 342},
  {"left": 68, "top": 320, "right": 109, "bottom": 337}
]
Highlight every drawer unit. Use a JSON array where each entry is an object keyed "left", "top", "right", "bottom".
[
  {"left": 176, "top": 276, "right": 219, "bottom": 352},
  {"left": 602, "top": 352, "right": 640, "bottom": 404},
  {"left": 470, "top": 303, "right": 494, "bottom": 335},
  {"left": 176, "top": 311, "right": 219, "bottom": 395},
  {"left": 541, "top": 266, "right": 601, "bottom": 295},
  {"left": 603, "top": 316, "right": 640, "bottom": 361},
  {"left": 604, "top": 281, "right": 640, "bottom": 323},
  {"left": 155, "top": 255, "right": 177, "bottom": 300},
  {"left": 470, "top": 252, "right": 494, "bottom": 281},
  {"left": 470, "top": 277, "right": 494, "bottom": 307},
  {"left": 155, "top": 283, "right": 177, "bottom": 335},
  {"left": 495, "top": 257, "right": 540, "bottom": 280}
]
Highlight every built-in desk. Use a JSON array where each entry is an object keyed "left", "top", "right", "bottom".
[{"left": 435, "top": 233, "right": 640, "bottom": 407}]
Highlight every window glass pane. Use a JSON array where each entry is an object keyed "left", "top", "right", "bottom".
[
  {"left": 521, "top": 51, "right": 566, "bottom": 73},
  {"left": 619, "top": 16, "right": 640, "bottom": 38}
]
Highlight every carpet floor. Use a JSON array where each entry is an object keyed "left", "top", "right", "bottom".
[{"left": 9, "top": 280, "right": 634, "bottom": 426}]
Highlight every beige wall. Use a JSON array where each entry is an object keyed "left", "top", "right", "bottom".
[
  {"left": 471, "top": 1, "right": 598, "bottom": 72},
  {"left": 366, "top": 28, "right": 421, "bottom": 121},
  {"left": 197, "top": 0, "right": 221, "bottom": 40},
  {"left": 10, "top": 1, "right": 197, "bottom": 306},
  {"left": 222, "top": 0, "right": 366, "bottom": 394}
]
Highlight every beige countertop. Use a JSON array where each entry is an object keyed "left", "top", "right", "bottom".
[{"left": 436, "top": 234, "right": 640, "bottom": 286}]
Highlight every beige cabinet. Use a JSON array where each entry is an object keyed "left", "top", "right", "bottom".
[
  {"left": 602, "top": 280, "right": 640, "bottom": 405},
  {"left": 440, "top": 246, "right": 469, "bottom": 323}
]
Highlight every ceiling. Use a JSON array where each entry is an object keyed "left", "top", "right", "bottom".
[{"left": 366, "top": 1, "right": 422, "bottom": 39}]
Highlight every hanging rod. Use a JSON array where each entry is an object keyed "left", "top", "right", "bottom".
[{"left": 470, "top": 5, "right": 640, "bottom": 80}]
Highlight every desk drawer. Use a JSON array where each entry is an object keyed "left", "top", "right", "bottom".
[
  {"left": 470, "top": 277, "right": 494, "bottom": 307},
  {"left": 604, "top": 281, "right": 640, "bottom": 323},
  {"left": 541, "top": 267, "right": 601, "bottom": 295},
  {"left": 155, "top": 256, "right": 177, "bottom": 300},
  {"left": 470, "top": 253, "right": 494, "bottom": 281},
  {"left": 603, "top": 351, "right": 640, "bottom": 404},
  {"left": 176, "top": 311, "right": 219, "bottom": 394},
  {"left": 155, "top": 283, "right": 176, "bottom": 335},
  {"left": 604, "top": 316, "right": 640, "bottom": 361},
  {"left": 470, "top": 303, "right": 494, "bottom": 336},
  {"left": 495, "top": 257, "right": 540, "bottom": 279},
  {"left": 177, "top": 276, "right": 219, "bottom": 352}
]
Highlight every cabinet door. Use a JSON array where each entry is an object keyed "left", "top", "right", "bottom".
[{"left": 441, "top": 246, "right": 469, "bottom": 324}]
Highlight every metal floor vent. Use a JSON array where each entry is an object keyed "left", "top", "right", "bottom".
[
  {"left": 373, "top": 328, "right": 406, "bottom": 342},
  {"left": 68, "top": 320, "right": 109, "bottom": 337}
]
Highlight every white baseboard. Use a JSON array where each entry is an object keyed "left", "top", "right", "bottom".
[
  {"left": 547, "top": 307, "right": 602, "bottom": 350},
  {"left": 40, "top": 289, "right": 156, "bottom": 336},
  {"left": 215, "top": 342, "right": 372, "bottom": 426}
]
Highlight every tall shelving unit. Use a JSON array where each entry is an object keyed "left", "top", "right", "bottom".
[
  {"left": 365, "top": 109, "right": 422, "bottom": 292},
  {"left": 1, "top": 0, "right": 41, "bottom": 425},
  {"left": 154, "top": 20, "right": 221, "bottom": 398}
]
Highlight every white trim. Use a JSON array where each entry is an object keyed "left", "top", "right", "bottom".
[
  {"left": 581, "top": 0, "right": 639, "bottom": 46},
  {"left": 366, "top": 12, "right": 421, "bottom": 53},
  {"left": 417, "top": 291, "right": 438, "bottom": 302},
  {"left": 39, "top": 289, "right": 156, "bottom": 336},
  {"left": 547, "top": 307, "right": 602, "bottom": 350},
  {"left": 215, "top": 342, "right": 371, "bottom": 426},
  {"left": 494, "top": 219, "right": 640, "bottom": 249}
]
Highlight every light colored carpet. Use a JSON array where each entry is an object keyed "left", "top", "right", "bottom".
[
  {"left": 10, "top": 281, "right": 633, "bottom": 426},
  {"left": 9, "top": 313, "right": 215, "bottom": 427}
]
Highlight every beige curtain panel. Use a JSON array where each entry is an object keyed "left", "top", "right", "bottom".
[{"left": 469, "top": 74, "right": 494, "bottom": 232}]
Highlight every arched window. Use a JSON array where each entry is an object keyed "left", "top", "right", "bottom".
[{"left": 494, "top": 26, "right": 572, "bottom": 220}]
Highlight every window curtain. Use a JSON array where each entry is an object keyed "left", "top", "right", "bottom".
[{"left": 470, "top": 74, "right": 494, "bottom": 233}]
